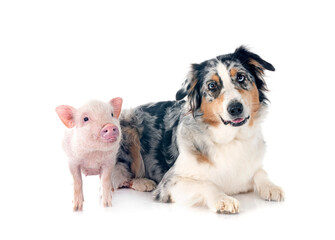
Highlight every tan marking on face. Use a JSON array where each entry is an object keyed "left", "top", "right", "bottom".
[
  {"left": 123, "top": 127, "right": 144, "bottom": 177},
  {"left": 211, "top": 74, "right": 220, "bottom": 83},
  {"left": 238, "top": 82, "right": 260, "bottom": 126},
  {"left": 230, "top": 68, "right": 238, "bottom": 77},
  {"left": 192, "top": 149, "right": 212, "bottom": 165},
  {"left": 200, "top": 94, "right": 224, "bottom": 127}
]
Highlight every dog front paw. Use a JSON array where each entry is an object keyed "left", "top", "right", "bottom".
[
  {"left": 257, "top": 184, "right": 285, "bottom": 201},
  {"left": 215, "top": 196, "right": 240, "bottom": 214},
  {"left": 131, "top": 178, "right": 157, "bottom": 192}
]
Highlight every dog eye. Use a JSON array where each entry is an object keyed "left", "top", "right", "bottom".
[
  {"left": 237, "top": 74, "right": 246, "bottom": 83},
  {"left": 83, "top": 117, "right": 89, "bottom": 122},
  {"left": 208, "top": 82, "right": 217, "bottom": 91},
  {"left": 111, "top": 112, "right": 114, "bottom": 117}
]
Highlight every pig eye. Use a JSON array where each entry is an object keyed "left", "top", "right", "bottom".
[
  {"left": 83, "top": 117, "right": 89, "bottom": 122},
  {"left": 111, "top": 113, "right": 114, "bottom": 118}
]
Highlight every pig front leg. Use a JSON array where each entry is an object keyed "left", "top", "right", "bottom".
[
  {"left": 69, "top": 164, "right": 84, "bottom": 211},
  {"left": 100, "top": 166, "right": 113, "bottom": 207}
]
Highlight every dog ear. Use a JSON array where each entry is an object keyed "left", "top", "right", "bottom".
[
  {"left": 176, "top": 64, "right": 202, "bottom": 115},
  {"left": 233, "top": 46, "right": 275, "bottom": 103},
  {"left": 233, "top": 46, "right": 275, "bottom": 76}
]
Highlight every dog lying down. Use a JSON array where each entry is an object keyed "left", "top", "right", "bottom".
[{"left": 113, "top": 46, "right": 284, "bottom": 214}]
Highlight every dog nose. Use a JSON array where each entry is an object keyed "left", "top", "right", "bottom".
[{"left": 227, "top": 101, "right": 243, "bottom": 116}]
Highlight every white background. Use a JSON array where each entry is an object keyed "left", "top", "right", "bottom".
[{"left": 1, "top": 0, "right": 335, "bottom": 239}]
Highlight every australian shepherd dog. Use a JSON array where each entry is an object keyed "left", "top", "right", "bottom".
[{"left": 112, "top": 46, "right": 284, "bottom": 213}]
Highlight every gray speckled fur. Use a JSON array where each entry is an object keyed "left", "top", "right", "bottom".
[{"left": 112, "top": 100, "right": 187, "bottom": 189}]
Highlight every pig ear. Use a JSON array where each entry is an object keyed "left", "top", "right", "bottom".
[
  {"left": 110, "top": 97, "right": 123, "bottom": 119},
  {"left": 55, "top": 105, "right": 76, "bottom": 128}
]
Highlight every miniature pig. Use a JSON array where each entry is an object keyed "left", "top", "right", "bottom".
[{"left": 56, "top": 98, "right": 123, "bottom": 211}]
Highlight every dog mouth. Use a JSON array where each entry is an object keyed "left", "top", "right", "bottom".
[{"left": 220, "top": 116, "right": 250, "bottom": 127}]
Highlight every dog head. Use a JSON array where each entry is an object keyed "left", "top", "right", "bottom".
[{"left": 176, "top": 46, "right": 275, "bottom": 127}]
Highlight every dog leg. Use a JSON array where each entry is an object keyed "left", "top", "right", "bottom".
[
  {"left": 153, "top": 170, "right": 239, "bottom": 214},
  {"left": 253, "top": 168, "right": 285, "bottom": 201},
  {"left": 112, "top": 162, "right": 156, "bottom": 192},
  {"left": 111, "top": 162, "right": 132, "bottom": 189}
]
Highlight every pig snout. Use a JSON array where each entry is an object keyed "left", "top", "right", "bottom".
[{"left": 100, "top": 124, "right": 119, "bottom": 142}]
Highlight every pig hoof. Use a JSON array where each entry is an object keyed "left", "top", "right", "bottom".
[
  {"left": 102, "top": 195, "right": 112, "bottom": 207},
  {"left": 131, "top": 178, "right": 156, "bottom": 192},
  {"left": 73, "top": 198, "right": 84, "bottom": 211}
]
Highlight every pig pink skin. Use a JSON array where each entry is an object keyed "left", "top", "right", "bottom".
[{"left": 56, "top": 98, "right": 123, "bottom": 211}]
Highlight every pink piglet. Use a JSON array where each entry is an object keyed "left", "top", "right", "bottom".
[{"left": 56, "top": 98, "right": 123, "bottom": 211}]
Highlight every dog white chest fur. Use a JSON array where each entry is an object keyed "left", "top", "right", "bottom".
[
  {"left": 151, "top": 47, "right": 284, "bottom": 213},
  {"left": 175, "top": 120, "right": 264, "bottom": 196}
]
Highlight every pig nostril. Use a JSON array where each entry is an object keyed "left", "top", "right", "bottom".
[{"left": 101, "top": 125, "right": 119, "bottom": 140}]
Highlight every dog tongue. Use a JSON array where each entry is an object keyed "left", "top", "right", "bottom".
[{"left": 232, "top": 118, "right": 244, "bottom": 123}]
